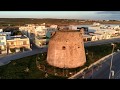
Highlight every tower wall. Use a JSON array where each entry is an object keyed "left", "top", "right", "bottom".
[{"left": 47, "top": 31, "right": 86, "bottom": 68}]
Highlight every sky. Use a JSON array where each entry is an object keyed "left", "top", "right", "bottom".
[{"left": 0, "top": 11, "right": 119, "bottom": 20}]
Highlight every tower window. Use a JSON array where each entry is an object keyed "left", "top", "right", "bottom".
[{"left": 62, "top": 46, "right": 66, "bottom": 50}]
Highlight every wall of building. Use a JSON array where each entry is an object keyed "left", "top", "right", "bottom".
[
  {"left": 35, "top": 37, "right": 49, "bottom": 47},
  {"left": 7, "top": 37, "right": 30, "bottom": 53},
  {"left": 47, "top": 31, "right": 86, "bottom": 68},
  {"left": 0, "top": 35, "right": 7, "bottom": 54}
]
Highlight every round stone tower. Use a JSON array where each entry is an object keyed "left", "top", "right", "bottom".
[{"left": 47, "top": 30, "right": 86, "bottom": 68}]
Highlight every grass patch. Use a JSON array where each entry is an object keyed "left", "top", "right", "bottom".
[
  {"left": 0, "top": 54, "right": 66, "bottom": 79},
  {"left": 0, "top": 42, "right": 120, "bottom": 79},
  {"left": 85, "top": 42, "right": 120, "bottom": 67}
]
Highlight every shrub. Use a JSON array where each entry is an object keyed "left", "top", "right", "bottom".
[
  {"left": 20, "top": 47, "right": 24, "bottom": 52},
  {"left": 10, "top": 48, "right": 15, "bottom": 53}
]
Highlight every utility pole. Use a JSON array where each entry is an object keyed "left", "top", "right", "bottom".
[{"left": 109, "top": 43, "right": 115, "bottom": 79}]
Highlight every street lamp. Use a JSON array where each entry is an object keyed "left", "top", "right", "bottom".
[
  {"left": 117, "top": 49, "right": 120, "bottom": 52},
  {"left": 111, "top": 70, "right": 115, "bottom": 79},
  {"left": 90, "top": 67, "right": 94, "bottom": 79},
  {"left": 82, "top": 72, "right": 85, "bottom": 79},
  {"left": 86, "top": 50, "right": 88, "bottom": 61},
  {"left": 109, "top": 43, "right": 115, "bottom": 79},
  {"left": 86, "top": 50, "right": 88, "bottom": 55}
]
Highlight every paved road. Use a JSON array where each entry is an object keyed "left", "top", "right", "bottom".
[
  {"left": 80, "top": 51, "right": 120, "bottom": 79},
  {"left": 0, "top": 46, "right": 48, "bottom": 66},
  {"left": 114, "top": 69, "right": 120, "bottom": 79},
  {"left": 84, "top": 37, "right": 120, "bottom": 47}
]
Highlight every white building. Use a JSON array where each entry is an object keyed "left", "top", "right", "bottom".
[
  {"left": 0, "top": 29, "right": 3, "bottom": 32},
  {"left": 35, "top": 26, "right": 47, "bottom": 37},
  {"left": 68, "top": 25, "right": 78, "bottom": 30},
  {"left": 89, "top": 33, "right": 111, "bottom": 40},
  {"left": 50, "top": 25, "right": 57, "bottom": 29},
  {"left": 108, "top": 25, "right": 120, "bottom": 30},
  {"left": 0, "top": 32, "right": 11, "bottom": 54},
  {"left": 7, "top": 35, "right": 30, "bottom": 53},
  {"left": 3, "top": 32, "right": 11, "bottom": 39},
  {"left": 0, "top": 34, "right": 7, "bottom": 54},
  {"left": 100, "top": 25, "right": 109, "bottom": 29},
  {"left": 19, "top": 25, "right": 36, "bottom": 39},
  {"left": 20, "top": 23, "right": 59, "bottom": 48},
  {"left": 35, "top": 36, "right": 49, "bottom": 48},
  {"left": 93, "top": 22, "right": 101, "bottom": 26}
]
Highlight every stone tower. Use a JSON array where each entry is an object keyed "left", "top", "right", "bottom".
[{"left": 47, "top": 30, "right": 86, "bottom": 68}]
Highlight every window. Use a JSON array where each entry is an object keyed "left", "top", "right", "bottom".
[
  {"left": 23, "top": 41, "right": 27, "bottom": 45},
  {"left": 62, "top": 46, "right": 66, "bottom": 50},
  {"left": 11, "top": 42, "right": 14, "bottom": 45}
]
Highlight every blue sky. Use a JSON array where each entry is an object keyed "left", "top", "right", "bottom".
[{"left": 0, "top": 11, "right": 119, "bottom": 20}]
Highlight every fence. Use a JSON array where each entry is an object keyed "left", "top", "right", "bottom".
[{"left": 68, "top": 52, "right": 116, "bottom": 79}]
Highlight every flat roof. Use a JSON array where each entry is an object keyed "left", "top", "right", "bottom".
[
  {"left": 7, "top": 35, "right": 28, "bottom": 40},
  {"left": 83, "top": 35, "right": 92, "bottom": 38}
]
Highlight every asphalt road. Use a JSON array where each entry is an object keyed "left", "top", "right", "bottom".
[
  {"left": 0, "top": 46, "right": 48, "bottom": 66},
  {"left": 81, "top": 51, "right": 120, "bottom": 79},
  {"left": 84, "top": 37, "right": 120, "bottom": 47}
]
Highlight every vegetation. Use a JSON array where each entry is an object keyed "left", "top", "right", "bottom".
[
  {"left": 0, "top": 42, "right": 120, "bottom": 79},
  {"left": 0, "top": 53, "right": 66, "bottom": 79},
  {"left": 0, "top": 18, "right": 120, "bottom": 27},
  {"left": 3, "top": 27, "right": 19, "bottom": 32},
  {"left": 85, "top": 42, "right": 120, "bottom": 67},
  {"left": 13, "top": 31, "right": 23, "bottom": 36},
  {"left": 20, "top": 47, "right": 24, "bottom": 52},
  {"left": 10, "top": 48, "right": 16, "bottom": 53}
]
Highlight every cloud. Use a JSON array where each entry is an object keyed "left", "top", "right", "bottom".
[
  {"left": 96, "top": 11, "right": 120, "bottom": 15},
  {"left": 95, "top": 11, "right": 120, "bottom": 20}
]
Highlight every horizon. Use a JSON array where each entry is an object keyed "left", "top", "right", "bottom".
[
  {"left": 0, "top": 17, "right": 119, "bottom": 20},
  {"left": 0, "top": 11, "right": 120, "bottom": 20}
]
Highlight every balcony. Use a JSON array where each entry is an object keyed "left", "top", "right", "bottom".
[
  {"left": 8, "top": 44, "right": 30, "bottom": 48},
  {"left": 0, "top": 42, "right": 5, "bottom": 45}
]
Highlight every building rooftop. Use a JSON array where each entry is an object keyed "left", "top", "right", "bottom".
[
  {"left": 59, "top": 29, "right": 80, "bottom": 32},
  {"left": 36, "top": 35, "right": 48, "bottom": 40},
  {"left": 7, "top": 35, "right": 28, "bottom": 40},
  {"left": 83, "top": 34, "right": 92, "bottom": 38},
  {"left": 0, "top": 32, "right": 11, "bottom": 35},
  {"left": 89, "top": 33, "right": 102, "bottom": 36}
]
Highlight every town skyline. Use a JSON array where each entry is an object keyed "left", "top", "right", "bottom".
[{"left": 0, "top": 11, "right": 120, "bottom": 20}]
